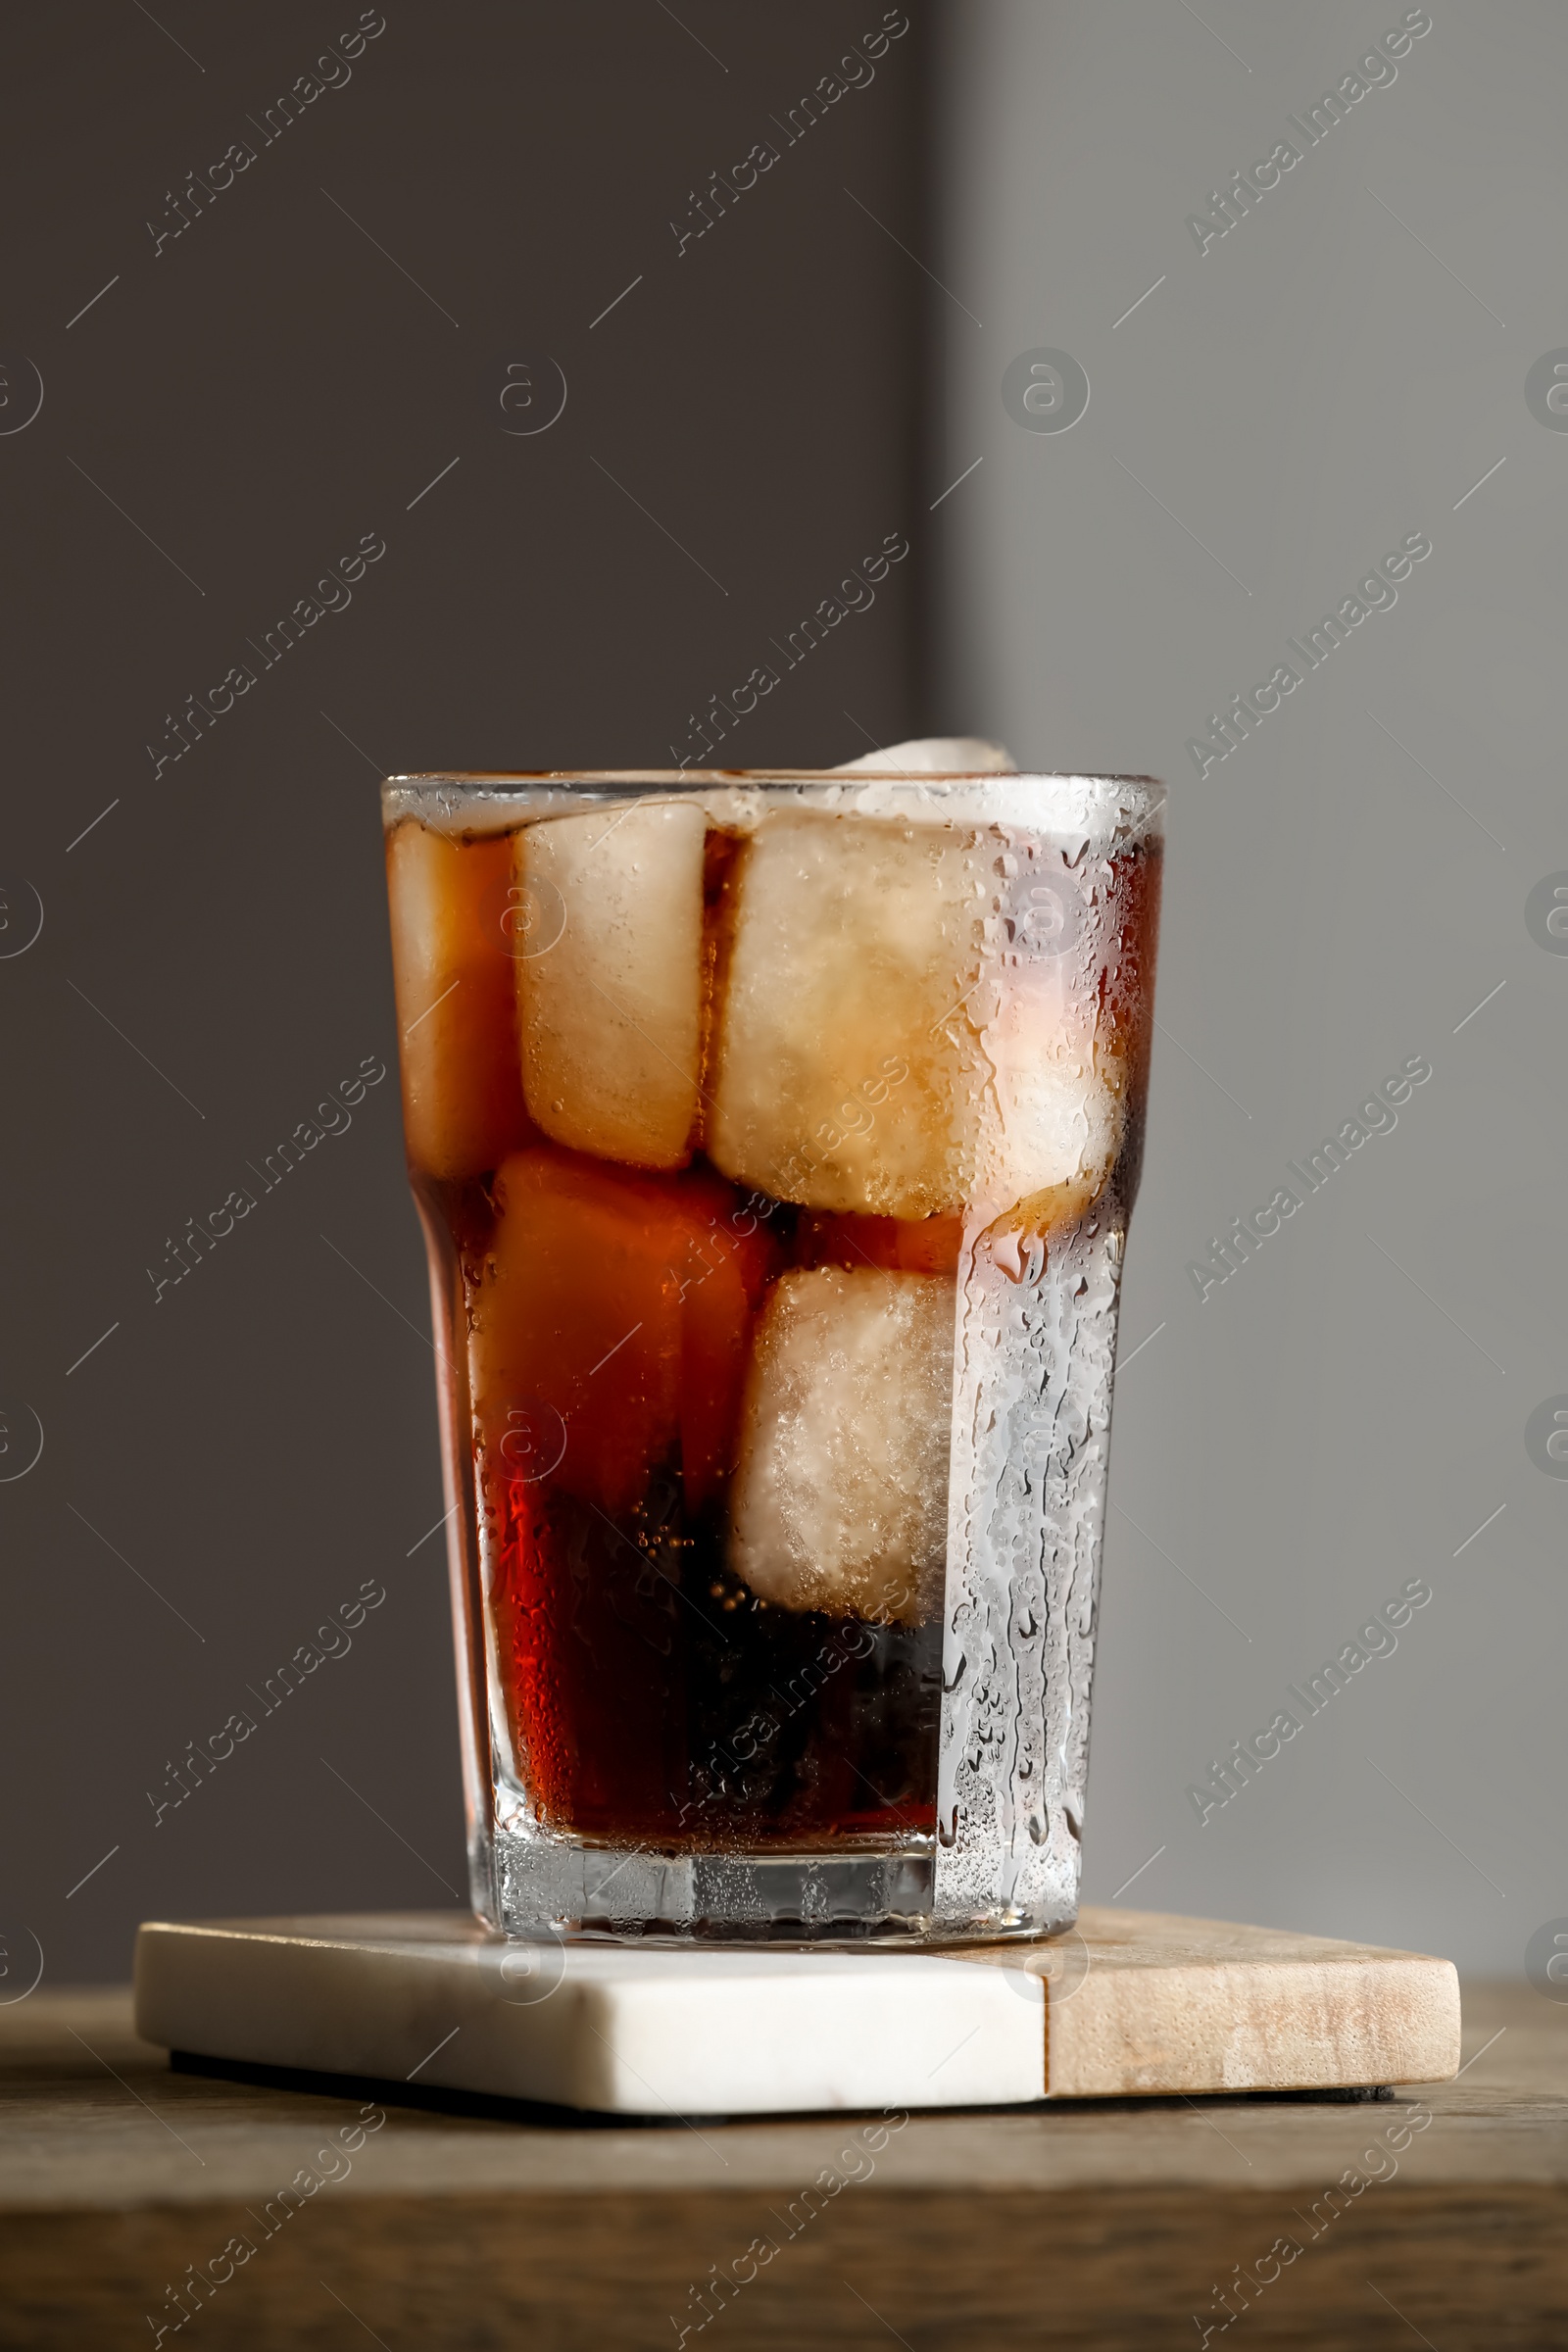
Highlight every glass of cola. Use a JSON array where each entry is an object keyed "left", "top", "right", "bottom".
[{"left": 381, "top": 758, "right": 1163, "bottom": 1941}]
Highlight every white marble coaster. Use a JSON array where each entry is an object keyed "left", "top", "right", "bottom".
[{"left": 132, "top": 1906, "right": 1459, "bottom": 2117}]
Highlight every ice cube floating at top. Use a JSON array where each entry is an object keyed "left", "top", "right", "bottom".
[
  {"left": 387, "top": 743, "right": 1153, "bottom": 1214},
  {"left": 382, "top": 748, "right": 1163, "bottom": 1901}
]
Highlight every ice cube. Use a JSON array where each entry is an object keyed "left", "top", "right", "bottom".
[
  {"left": 517, "top": 799, "right": 707, "bottom": 1169},
  {"left": 728, "top": 1267, "right": 953, "bottom": 1625},
  {"left": 472, "top": 1149, "right": 776, "bottom": 1519},
  {"left": 706, "top": 808, "right": 1118, "bottom": 1218},
  {"left": 832, "top": 737, "right": 1016, "bottom": 774},
  {"left": 706, "top": 809, "right": 986, "bottom": 1216},
  {"left": 970, "top": 962, "right": 1124, "bottom": 1211},
  {"left": 384, "top": 819, "right": 532, "bottom": 1180}
]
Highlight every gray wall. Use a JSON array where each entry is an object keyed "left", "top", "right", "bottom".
[
  {"left": 937, "top": 0, "right": 1566, "bottom": 1975},
  {"left": 9, "top": 0, "right": 1558, "bottom": 1992},
  {"left": 3, "top": 0, "right": 928, "bottom": 1985}
]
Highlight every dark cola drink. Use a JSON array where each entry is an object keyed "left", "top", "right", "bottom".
[{"left": 383, "top": 754, "right": 1163, "bottom": 1941}]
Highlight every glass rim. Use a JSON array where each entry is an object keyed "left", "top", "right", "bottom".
[
  {"left": 379, "top": 770, "right": 1167, "bottom": 849},
  {"left": 381, "top": 767, "right": 1167, "bottom": 790}
]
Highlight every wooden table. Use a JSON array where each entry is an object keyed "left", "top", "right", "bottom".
[{"left": 2, "top": 1984, "right": 1564, "bottom": 2349}]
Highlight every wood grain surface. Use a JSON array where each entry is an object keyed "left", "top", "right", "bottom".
[
  {"left": 1, "top": 1983, "right": 1563, "bottom": 2349},
  {"left": 977, "top": 1904, "right": 1462, "bottom": 2095}
]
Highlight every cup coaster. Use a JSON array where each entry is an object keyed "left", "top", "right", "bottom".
[{"left": 132, "top": 1905, "right": 1459, "bottom": 2116}]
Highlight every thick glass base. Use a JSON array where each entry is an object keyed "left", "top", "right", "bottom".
[{"left": 482, "top": 1828, "right": 1076, "bottom": 1945}]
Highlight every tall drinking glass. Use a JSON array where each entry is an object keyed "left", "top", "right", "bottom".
[{"left": 382, "top": 767, "right": 1163, "bottom": 1942}]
